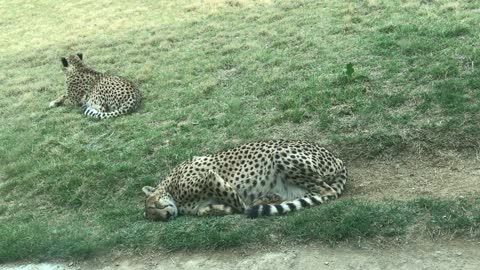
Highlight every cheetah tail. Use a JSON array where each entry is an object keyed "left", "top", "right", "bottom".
[
  {"left": 83, "top": 106, "right": 130, "bottom": 119},
  {"left": 246, "top": 195, "right": 329, "bottom": 218},
  {"left": 246, "top": 165, "right": 348, "bottom": 219}
]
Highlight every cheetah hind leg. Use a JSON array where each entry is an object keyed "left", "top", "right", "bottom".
[
  {"left": 324, "top": 166, "right": 348, "bottom": 197},
  {"left": 82, "top": 97, "right": 108, "bottom": 118},
  {"left": 204, "top": 170, "right": 247, "bottom": 214},
  {"left": 252, "top": 193, "right": 284, "bottom": 206}
]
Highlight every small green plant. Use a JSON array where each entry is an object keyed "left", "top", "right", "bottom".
[{"left": 345, "top": 63, "right": 355, "bottom": 79}]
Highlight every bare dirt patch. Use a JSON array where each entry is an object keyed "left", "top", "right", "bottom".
[
  {"left": 347, "top": 151, "right": 480, "bottom": 200},
  {"left": 2, "top": 240, "right": 480, "bottom": 270}
]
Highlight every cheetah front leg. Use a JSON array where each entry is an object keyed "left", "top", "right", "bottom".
[
  {"left": 197, "top": 204, "right": 236, "bottom": 216},
  {"left": 197, "top": 170, "right": 247, "bottom": 217},
  {"left": 49, "top": 95, "right": 76, "bottom": 108},
  {"left": 49, "top": 95, "right": 80, "bottom": 108},
  {"left": 49, "top": 95, "right": 66, "bottom": 108}
]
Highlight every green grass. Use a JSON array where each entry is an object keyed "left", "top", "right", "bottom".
[
  {"left": 1, "top": 197, "right": 480, "bottom": 262},
  {"left": 1, "top": 0, "right": 480, "bottom": 263}
]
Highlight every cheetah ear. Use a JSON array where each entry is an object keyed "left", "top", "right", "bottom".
[
  {"left": 77, "top": 53, "right": 83, "bottom": 61},
  {"left": 61, "top": 57, "right": 68, "bottom": 67},
  {"left": 142, "top": 186, "right": 156, "bottom": 196}
]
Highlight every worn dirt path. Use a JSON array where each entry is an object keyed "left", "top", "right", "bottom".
[
  {"left": 347, "top": 152, "right": 480, "bottom": 200},
  {"left": 2, "top": 153, "right": 479, "bottom": 270},
  {"left": 2, "top": 240, "right": 480, "bottom": 270}
]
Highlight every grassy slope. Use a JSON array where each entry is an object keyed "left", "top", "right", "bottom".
[{"left": 0, "top": 0, "right": 479, "bottom": 262}]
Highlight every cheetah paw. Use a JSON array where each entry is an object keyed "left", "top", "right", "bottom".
[{"left": 48, "top": 101, "right": 57, "bottom": 108}]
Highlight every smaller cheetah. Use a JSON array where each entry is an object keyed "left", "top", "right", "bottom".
[
  {"left": 49, "top": 53, "right": 141, "bottom": 119},
  {"left": 142, "top": 140, "right": 348, "bottom": 221}
]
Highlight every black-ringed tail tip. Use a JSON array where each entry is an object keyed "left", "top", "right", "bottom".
[{"left": 246, "top": 195, "right": 332, "bottom": 218}]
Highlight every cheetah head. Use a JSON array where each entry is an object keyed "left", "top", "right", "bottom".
[
  {"left": 61, "top": 53, "right": 83, "bottom": 73},
  {"left": 142, "top": 186, "right": 178, "bottom": 222},
  {"left": 60, "top": 53, "right": 87, "bottom": 103}
]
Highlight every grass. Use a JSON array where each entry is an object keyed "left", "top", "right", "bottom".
[
  {"left": 1, "top": 197, "right": 480, "bottom": 262},
  {"left": 1, "top": 0, "right": 480, "bottom": 263}
]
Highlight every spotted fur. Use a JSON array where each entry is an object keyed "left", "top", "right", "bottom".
[
  {"left": 48, "top": 53, "right": 142, "bottom": 119},
  {"left": 142, "top": 140, "right": 348, "bottom": 221}
]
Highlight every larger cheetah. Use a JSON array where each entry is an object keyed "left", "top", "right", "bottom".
[
  {"left": 49, "top": 53, "right": 141, "bottom": 119},
  {"left": 142, "top": 140, "right": 347, "bottom": 221}
]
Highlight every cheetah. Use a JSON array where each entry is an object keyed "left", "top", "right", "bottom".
[
  {"left": 48, "top": 53, "right": 141, "bottom": 119},
  {"left": 142, "top": 140, "right": 347, "bottom": 221}
]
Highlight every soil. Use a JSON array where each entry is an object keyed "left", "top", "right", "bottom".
[
  {"left": 347, "top": 151, "right": 480, "bottom": 200},
  {"left": 2, "top": 240, "right": 480, "bottom": 270},
  {"left": 2, "top": 152, "right": 479, "bottom": 270}
]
